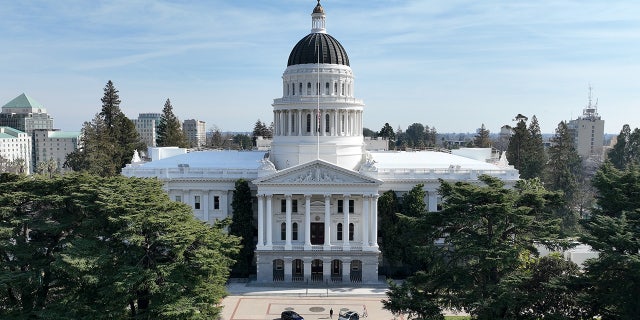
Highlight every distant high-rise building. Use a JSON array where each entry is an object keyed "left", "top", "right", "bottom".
[
  {"left": 33, "top": 129, "right": 81, "bottom": 173},
  {"left": 134, "top": 113, "right": 162, "bottom": 147},
  {"left": 0, "top": 93, "right": 54, "bottom": 134},
  {"left": 567, "top": 88, "right": 605, "bottom": 160},
  {"left": 0, "top": 126, "right": 32, "bottom": 174},
  {"left": 183, "top": 119, "right": 206, "bottom": 147}
]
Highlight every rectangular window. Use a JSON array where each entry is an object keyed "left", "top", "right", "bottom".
[
  {"left": 175, "top": 195, "right": 182, "bottom": 203},
  {"left": 349, "top": 200, "right": 355, "bottom": 213},
  {"left": 292, "top": 199, "right": 298, "bottom": 213},
  {"left": 194, "top": 195, "right": 201, "bottom": 209},
  {"left": 281, "top": 199, "right": 287, "bottom": 213},
  {"left": 338, "top": 200, "right": 344, "bottom": 213},
  {"left": 214, "top": 196, "right": 220, "bottom": 210}
]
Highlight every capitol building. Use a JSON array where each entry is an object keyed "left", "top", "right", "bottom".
[{"left": 123, "top": 1, "right": 519, "bottom": 284}]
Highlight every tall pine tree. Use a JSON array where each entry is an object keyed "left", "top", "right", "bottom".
[
  {"left": 64, "top": 80, "right": 144, "bottom": 176},
  {"left": 156, "top": 98, "right": 189, "bottom": 148},
  {"left": 524, "top": 115, "right": 547, "bottom": 179},
  {"left": 473, "top": 123, "right": 492, "bottom": 148},
  {"left": 229, "top": 179, "right": 255, "bottom": 277}
]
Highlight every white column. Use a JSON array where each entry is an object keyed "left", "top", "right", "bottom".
[
  {"left": 298, "top": 110, "right": 302, "bottom": 136},
  {"left": 428, "top": 191, "right": 438, "bottom": 212},
  {"left": 304, "top": 260, "right": 311, "bottom": 282},
  {"left": 304, "top": 194, "right": 312, "bottom": 250},
  {"left": 203, "top": 191, "right": 209, "bottom": 224},
  {"left": 342, "top": 260, "right": 350, "bottom": 283},
  {"left": 343, "top": 194, "right": 350, "bottom": 250},
  {"left": 266, "top": 195, "right": 273, "bottom": 247},
  {"left": 285, "top": 194, "right": 292, "bottom": 250},
  {"left": 257, "top": 194, "right": 265, "bottom": 249},
  {"left": 324, "top": 194, "right": 331, "bottom": 250},
  {"left": 372, "top": 195, "right": 379, "bottom": 248},
  {"left": 362, "top": 194, "right": 369, "bottom": 249}
]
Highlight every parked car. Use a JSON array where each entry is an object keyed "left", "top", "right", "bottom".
[
  {"left": 338, "top": 311, "right": 359, "bottom": 320},
  {"left": 281, "top": 310, "right": 304, "bottom": 320}
]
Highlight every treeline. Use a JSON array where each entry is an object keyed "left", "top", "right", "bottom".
[
  {"left": 0, "top": 173, "right": 240, "bottom": 319},
  {"left": 381, "top": 127, "right": 640, "bottom": 319}
]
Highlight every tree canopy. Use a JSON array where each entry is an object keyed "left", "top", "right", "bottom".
[
  {"left": 506, "top": 114, "right": 546, "bottom": 179},
  {"left": 0, "top": 173, "right": 239, "bottom": 319},
  {"left": 383, "top": 176, "right": 565, "bottom": 319},
  {"left": 64, "top": 80, "right": 145, "bottom": 176},
  {"left": 229, "top": 179, "right": 255, "bottom": 277},
  {"left": 473, "top": 123, "right": 492, "bottom": 148},
  {"left": 156, "top": 98, "right": 189, "bottom": 148}
]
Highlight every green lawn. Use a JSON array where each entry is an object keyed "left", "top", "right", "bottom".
[{"left": 445, "top": 316, "right": 470, "bottom": 320}]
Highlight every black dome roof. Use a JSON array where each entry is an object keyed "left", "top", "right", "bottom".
[{"left": 287, "top": 33, "right": 350, "bottom": 67}]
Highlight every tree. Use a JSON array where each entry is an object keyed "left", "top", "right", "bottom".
[
  {"left": 378, "top": 190, "right": 404, "bottom": 269},
  {"left": 379, "top": 123, "right": 395, "bottom": 140},
  {"left": 229, "top": 179, "right": 255, "bottom": 277},
  {"left": 0, "top": 174, "right": 240, "bottom": 319},
  {"left": 497, "top": 253, "right": 586, "bottom": 320},
  {"left": 233, "top": 134, "right": 252, "bottom": 150},
  {"left": 607, "top": 124, "right": 640, "bottom": 170},
  {"left": 506, "top": 114, "right": 546, "bottom": 179},
  {"left": 64, "top": 81, "right": 144, "bottom": 176},
  {"left": 524, "top": 115, "right": 547, "bottom": 179},
  {"left": 544, "top": 121, "right": 584, "bottom": 234},
  {"left": 580, "top": 162, "right": 640, "bottom": 319},
  {"left": 362, "top": 127, "right": 376, "bottom": 138},
  {"left": 404, "top": 123, "right": 425, "bottom": 148},
  {"left": 35, "top": 158, "right": 59, "bottom": 178},
  {"left": 384, "top": 176, "right": 563, "bottom": 319},
  {"left": 473, "top": 123, "right": 492, "bottom": 148},
  {"left": 252, "top": 119, "right": 272, "bottom": 140},
  {"left": 156, "top": 98, "right": 189, "bottom": 148}
]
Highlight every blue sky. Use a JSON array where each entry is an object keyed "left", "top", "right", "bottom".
[{"left": 1, "top": 0, "right": 638, "bottom": 134}]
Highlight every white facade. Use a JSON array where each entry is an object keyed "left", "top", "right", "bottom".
[
  {"left": 567, "top": 94, "right": 604, "bottom": 160},
  {"left": 122, "top": 2, "right": 520, "bottom": 285},
  {"left": 33, "top": 129, "right": 81, "bottom": 173},
  {"left": 0, "top": 126, "right": 32, "bottom": 174}
]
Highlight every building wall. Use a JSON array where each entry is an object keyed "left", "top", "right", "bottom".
[
  {"left": 0, "top": 127, "right": 32, "bottom": 174},
  {"left": 183, "top": 119, "right": 206, "bottom": 147},
  {"left": 568, "top": 118, "right": 605, "bottom": 159},
  {"left": 134, "top": 113, "right": 161, "bottom": 147},
  {"left": 33, "top": 129, "right": 81, "bottom": 173}
]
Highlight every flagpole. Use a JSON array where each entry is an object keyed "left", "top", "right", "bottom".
[{"left": 316, "top": 36, "right": 320, "bottom": 160}]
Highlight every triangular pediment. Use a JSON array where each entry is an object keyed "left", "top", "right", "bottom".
[{"left": 254, "top": 160, "right": 382, "bottom": 185}]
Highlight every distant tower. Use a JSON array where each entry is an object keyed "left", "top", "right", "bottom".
[
  {"left": 567, "top": 86, "right": 605, "bottom": 159},
  {"left": 270, "top": 0, "right": 365, "bottom": 170}
]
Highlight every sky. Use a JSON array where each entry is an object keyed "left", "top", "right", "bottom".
[{"left": 1, "top": 0, "right": 638, "bottom": 134}]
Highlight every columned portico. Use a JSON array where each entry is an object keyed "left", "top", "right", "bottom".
[{"left": 253, "top": 160, "right": 382, "bottom": 283}]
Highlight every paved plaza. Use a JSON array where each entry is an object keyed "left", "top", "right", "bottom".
[{"left": 220, "top": 283, "right": 398, "bottom": 320}]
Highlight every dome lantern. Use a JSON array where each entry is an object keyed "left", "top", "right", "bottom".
[{"left": 311, "top": 0, "right": 326, "bottom": 33}]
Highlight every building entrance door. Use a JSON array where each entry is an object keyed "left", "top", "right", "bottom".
[{"left": 310, "top": 223, "right": 324, "bottom": 245}]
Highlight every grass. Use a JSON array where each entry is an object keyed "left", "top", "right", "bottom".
[{"left": 445, "top": 317, "right": 471, "bottom": 320}]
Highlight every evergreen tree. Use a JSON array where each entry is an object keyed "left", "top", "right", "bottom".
[
  {"left": 544, "top": 121, "right": 584, "bottom": 234},
  {"left": 405, "top": 123, "right": 425, "bottom": 148},
  {"left": 524, "top": 115, "right": 547, "bottom": 178},
  {"left": 580, "top": 163, "right": 640, "bottom": 319},
  {"left": 0, "top": 174, "right": 239, "bottom": 319},
  {"left": 507, "top": 114, "right": 546, "bottom": 179},
  {"left": 252, "top": 119, "right": 272, "bottom": 140},
  {"left": 473, "top": 123, "right": 492, "bottom": 148},
  {"left": 379, "top": 122, "right": 395, "bottom": 140},
  {"left": 607, "top": 124, "right": 640, "bottom": 170},
  {"left": 64, "top": 80, "right": 144, "bottom": 176},
  {"left": 378, "top": 190, "right": 403, "bottom": 266},
  {"left": 229, "top": 179, "right": 255, "bottom": 277},
  {"left": 156, "top": 98, "right": 189, "bottom": 148},
  {"left": 384, "top": 176, "right": 563, "bottom": 319}
]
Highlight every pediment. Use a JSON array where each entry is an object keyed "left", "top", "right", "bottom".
[{"left": 254, "top": 160, "right": 382, "bottom": 185}]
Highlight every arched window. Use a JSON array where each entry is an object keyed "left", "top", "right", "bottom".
[
  {"left": 349, "top": 223, "right": 354, "bottom": 241},
  {"left": 341, "top": 83, "right": 345, "bottom": 95},
  {"left": 287, "top": 83, "right": 289, "bottom": 96},
  {"left": 292, "top": 83, "right": 295, "bottom": 95},
  {"left": 307, "top": 82, "right": 311, "bottom": 95},
  {"left": 325, "top": 82, "right": 330, "bottom": 95},
  {"left": 281, "top": 222, "right": 286, "bottom": 240},
  {"left": 334, "top": 82, "right": 338, "bottom": 95},
  {"left": 325, "top": 114, "right": 330, "bottom": 133},
  {"left": 293, "top": 222, "right": 298, "bottom": 241},
  {"left": 299, "top": 83, "right": 302, "bottom": 95},
  {"left": 306, "top": 114, "right": 311, "bottom": 133},
  {"left": 337, "top": 223, "right": 343, "bottom": 241}
]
